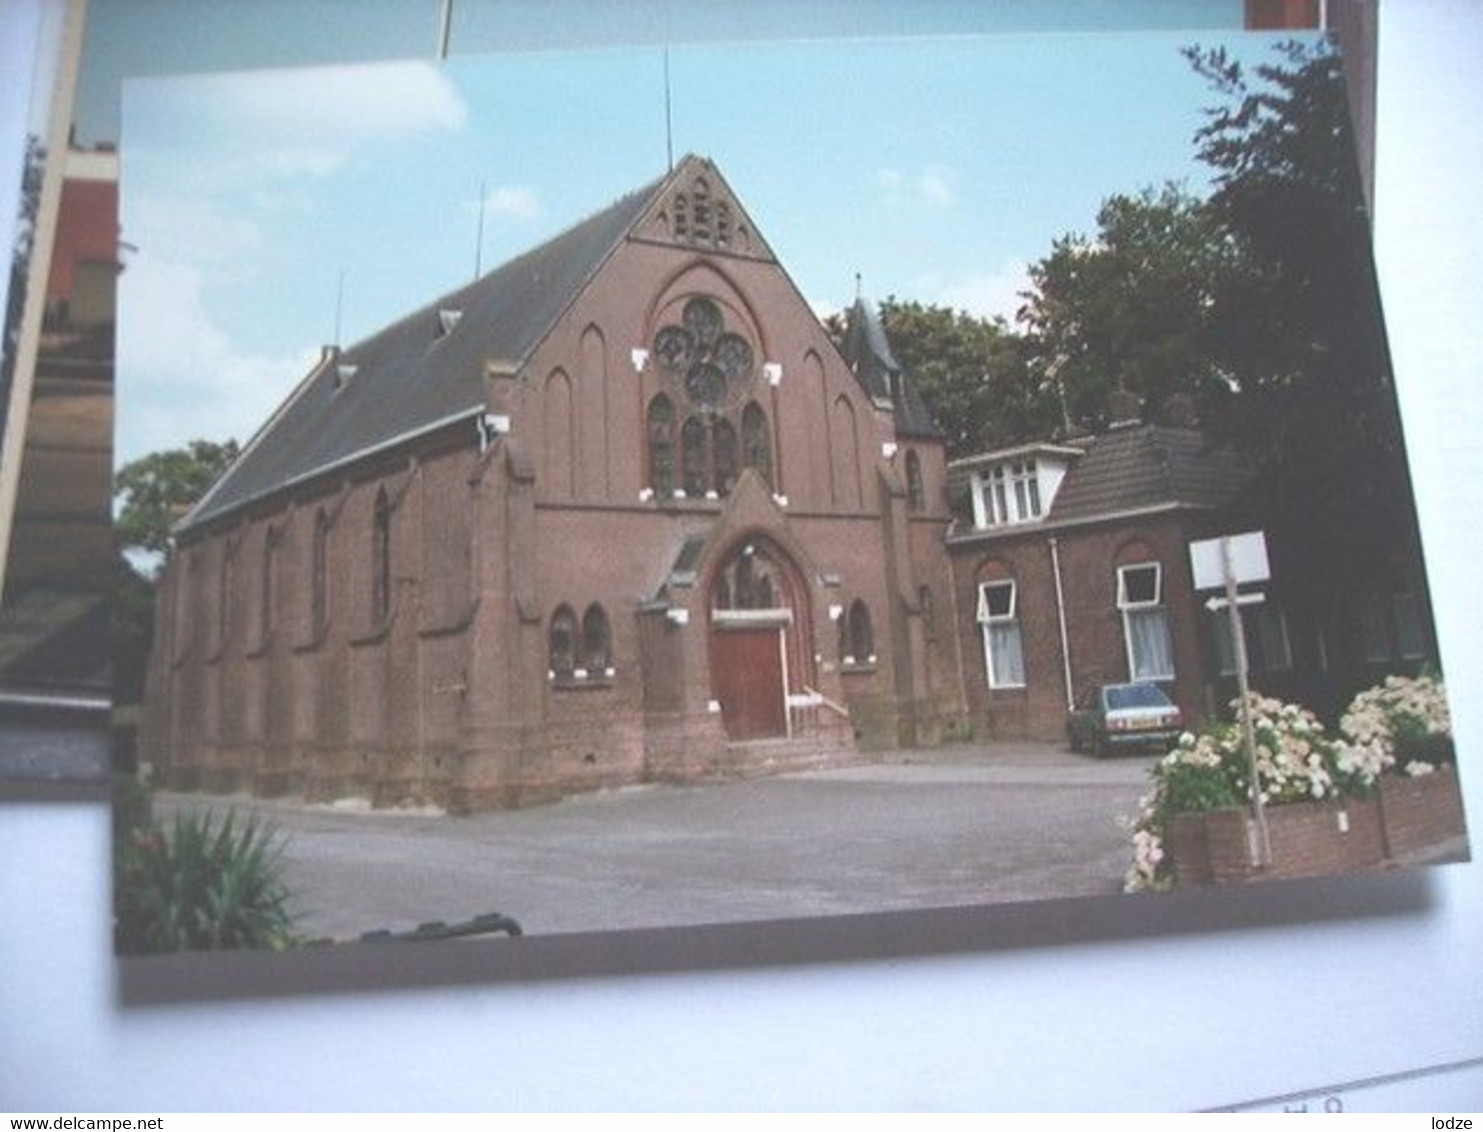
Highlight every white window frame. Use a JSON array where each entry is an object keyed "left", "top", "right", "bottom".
[
  {"left": 971, "top": 460, "right": 1043, "bottom": 529},
  {"left": 1117, "top": 562, "right": 1174, "bottom": 681},
  {"left": 977, "top": 580, "right": 1025, "bottom": 689}
]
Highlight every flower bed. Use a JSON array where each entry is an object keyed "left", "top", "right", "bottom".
[
  {"left": 1340, "top": 674, "right": 1464, "bottom": 859},
  {"left": 1125, "top": 693, "right": 1364, "bottom": 891},
  {"left": 1126, "top": 674, "right": 1464, "bottom": 891}
]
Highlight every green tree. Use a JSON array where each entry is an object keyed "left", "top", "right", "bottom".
[
  {"left": 112, "top": 438, "right": 239, "bottom": 706},
  {"left": 1, "top": 135, "right": 45, "bottom": 436},
  {"left": 1186, "top": 40, "right": 1417, "bottom": 600},
  {"left": 1017, "top": 183, "right": 1238, "bottom": 432},
  {"left": 115, "top": 438, "right": 240, "bottom": 566},
  {"left": 877, "top": 297, "right": 1049, "bottom": 456},
  {"left": 824, "top": 299, "right": 1047, "bottom": 458}
]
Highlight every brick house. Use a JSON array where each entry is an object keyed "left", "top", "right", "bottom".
[
  {"left": 945, "top": 414, "right": 1442, "bottom": 743},
  {"left": 946, "top": 421, "right": 1258, "bottom": 742},
  {"left": 140, "top": 156, "right": 963, "bottom": 810}
]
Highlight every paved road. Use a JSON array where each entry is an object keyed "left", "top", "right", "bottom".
[{"left": 154, "top": 742, "right": 1159, "bottom": 940}]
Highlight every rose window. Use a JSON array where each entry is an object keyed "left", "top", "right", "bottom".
[{"left": 653, "top": 296, "right": 754, "bottom": 410}]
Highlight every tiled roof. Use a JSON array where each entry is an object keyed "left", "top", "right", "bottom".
[
  {"left": 1048, "top": 424, "right": 1251, "bottom": 522},
  {"left": 181, "top": 169, "right": 671, "bottom": 531}
]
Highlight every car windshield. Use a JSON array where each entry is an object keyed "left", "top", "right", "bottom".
[{"left": 1104, "top": 683, "right": 1171, "bottom": 710}]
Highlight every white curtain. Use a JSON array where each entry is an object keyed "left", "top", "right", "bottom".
[
  {"left": 986, "top": 622, "right": 1025, "bottom": 687},
  {"left": 1125, "top": 608, "right": 1173, "bottom": 680}
]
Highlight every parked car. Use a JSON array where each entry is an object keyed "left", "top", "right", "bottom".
[{"left": 1067, "top": 681, "right": 1183, "bottom": 757}]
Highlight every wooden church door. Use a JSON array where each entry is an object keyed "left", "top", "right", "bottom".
[
  {"left": 710, "top": 626, "right": 787, "bottom": 739},
  {"left": 708, "top": 539, "right": 810, "bottom": 741}
]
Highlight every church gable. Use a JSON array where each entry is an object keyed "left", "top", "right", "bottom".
[{"left": 629, "top": 155, "right": 776, "bottom": 263}]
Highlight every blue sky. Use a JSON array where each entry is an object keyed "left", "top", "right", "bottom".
[{"left": 116, "top": 25, "right": 1313, "bottom": 466}]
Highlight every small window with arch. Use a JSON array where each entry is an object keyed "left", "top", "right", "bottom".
[
  {"left": 581, "top": 603, "right": 612, "bottom": 677},
  {"left": 839, "top": 599, "right": 875, "bottom": 669},
  {"left": 549, "top": 604, "right": 577, "bottom": 681}
]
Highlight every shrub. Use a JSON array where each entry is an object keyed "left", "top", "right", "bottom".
[
  {"left": 1338, "top": 673, "right": 1453, "bottom": 778},
  {"left": 1123, "top": 692, "right": 1359, "bottom": 892},
  {"left": 115, "top": 811, "right": 298, "bottom": 954}
]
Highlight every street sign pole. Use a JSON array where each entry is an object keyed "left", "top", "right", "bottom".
[{"left": 1222, "top": 535, "right": 1272, "bottom": 868}]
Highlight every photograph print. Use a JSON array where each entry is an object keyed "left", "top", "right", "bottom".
[{"left": 113, "top": 27, "right": 1466, "bottom": 959}]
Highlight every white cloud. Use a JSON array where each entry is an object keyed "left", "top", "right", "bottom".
[
  {"left": 127, "top": 196, "right": 263, "bottom": 270},
  {"left": 126, "top": 61, "right": 468, "bottom": 195},
  {"left": 915, "top": 258, "right": 1032, "bottom": 323},
  {"left": 917, "top": 166, "right": 956, "bottom": 207},
  {"left": 133, "top": 60, "right": 467, "bottom": 150},
  {"left": 874, "top": 164, "right": 957, "bottom": 209},
  {"left": 472, "top": 185, "right": 542, "bottom": 221},
  {"left": 117, "top": 254, "right": 319, "bottom": 464}
]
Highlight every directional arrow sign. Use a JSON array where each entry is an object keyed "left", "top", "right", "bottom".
[{"left": 1205, "top": 592, "right": 1267, "bottom": 612}]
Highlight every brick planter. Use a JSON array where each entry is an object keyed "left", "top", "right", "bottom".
[
  {"left": 1169, "top": 797, "right": 1385, "bottom": 885},
  {"left": 1378, "top": 767, "right": 1467, "bottom": 857}
]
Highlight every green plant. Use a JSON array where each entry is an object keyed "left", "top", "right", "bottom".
[
  {"left": 1124, "top": 692, "right": 1358, "bottom": 892},
  {"left": 1338, "top": 673, "right": 1453, "bottom": 777},
  {"left": 1155, "top": 756, "right": 1243, "bottom": 816},
  {"left": 114, "top": 811, "right": 298, "bottom": 954}
]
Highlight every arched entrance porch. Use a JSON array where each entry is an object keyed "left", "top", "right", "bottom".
[{"left": 706, "top": 537, "right": 815, "bottom": 740}]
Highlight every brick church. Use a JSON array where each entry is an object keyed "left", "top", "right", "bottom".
[
  {"left": 141, "top": 155, "right": 965, "bottom": 811},
  {"left": 142, "top": 153, "right": 1433, "bottom": 809}
]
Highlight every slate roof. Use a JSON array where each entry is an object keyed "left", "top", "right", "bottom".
[
  {"left": 949, "top": 423, "right": 1252, "bottom": 536},
  {"left": 182, "top": 158, "right": 943, "bottom": 533},
  {"left": 839, "top": 297, "right": 944, "bottom": 440},
  {"left": 1048, "top": 424, "right": 1251, "bottom": 522},
  {"left": 181, "top": 169, "right": 671, "bottom": 531}
]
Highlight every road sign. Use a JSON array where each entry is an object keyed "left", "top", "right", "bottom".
[
  {"left": 1189, "top": 530, "right": 1270, "bottom": 591},
  {"left": 1204, "top": 592, "right": 1267, "bottom": 612}
]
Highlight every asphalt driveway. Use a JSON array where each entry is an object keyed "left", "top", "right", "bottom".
[{"left": 152, "top": 741, "right": 1158, "bottom": 940}]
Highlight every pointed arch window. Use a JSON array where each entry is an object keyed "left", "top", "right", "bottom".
[
  {"left": 311, "top": 509, "right": 330, "bottom": 634},
  {"left": 840, "top": 600, "right": 875, "bottom": 667},
  {"left": 712, "top": 418, "right": 739, "bottom": 496},
  {"left": 581, "top": 604, "right": 612, "bottom": 676},
  {"left": 905, "top": 450, "right": 925, "bottom": 511},
  {"left": 681, "top": 416, "right": 710, "bottom": 497},
  {"left": 712, "top": 541, "right": 786, "bottom": 612},
  {"left": 920, "top": 584, "right": 936, "bottom": 641},
  {"left": 549, "top": 604, "right": 577, "bottom": 679},
  {"left": 715, "top": 200, "right": 733, "bottom": 249},
  {"left": 216, "top": 547, "right": 231, "bottom": 653},
  {"left": 742, "top": 401, "right": 771, "bottom": 487},
  {"left": 259, "top": 526, "right": 276, "bottom": 642},
  {"left": 372, "top": 488, "right": 392, "bottom": 624},
  {"left": 647, "top": 394, "right": 676, "bottom": 496}
]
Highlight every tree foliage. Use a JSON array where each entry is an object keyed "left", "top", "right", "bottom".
[
  {"left": 1185, "top": 40, "right": 1413, "bottom": 597},
  {"left": 1017, "top": 184, "right": 1238, "bottom": 432},
  {"left": 876, "top": 298, "right": 1046, "bottom": 457},
  {"left": 1, "top": 134, "right": 45, "bottom": 435},
  {"left": 114, "top": 438, "right": 240, "bottom": 564}
]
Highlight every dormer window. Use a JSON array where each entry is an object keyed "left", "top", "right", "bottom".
[{"left": 973, "top": 460, "right": 1042, "bottom": 527}]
